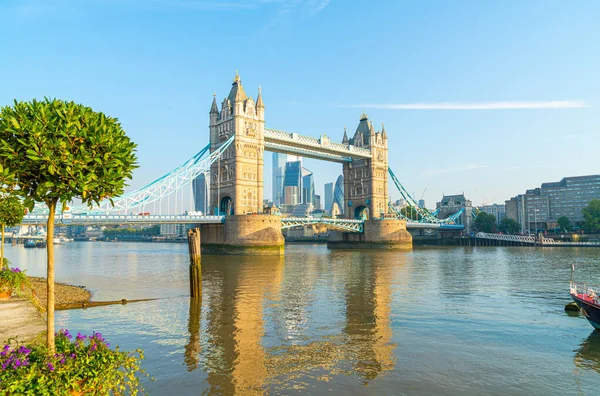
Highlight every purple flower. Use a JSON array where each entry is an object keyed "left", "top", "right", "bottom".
[
  {"left": 70, "top": 353, "right": 76, "bottom": 359},
  {"left": 60, "top": 358, "right": 65, "bottom": 364},
  {"left": 76, "top": 333, "right": 85, "bottom": 341},
  {"left": 47, "top": 363, "right": 54, "bottom": 371},
  {"left": 11, "top": 268, "right": 21, "bottom": 273}
]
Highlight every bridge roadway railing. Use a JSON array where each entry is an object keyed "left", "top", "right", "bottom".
[
  {"left": 281, "top": 217, "right": 364, "bottom": 233},
  {"left": 21, "top": 214, "right": 226, "bottom": 226}
]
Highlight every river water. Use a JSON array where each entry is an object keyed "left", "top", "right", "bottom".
[{"left": 4, "top": 242, "right": 600, "bottom": 395}]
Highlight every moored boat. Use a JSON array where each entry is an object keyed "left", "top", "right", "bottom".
[
  {"left": 24, "top": 240, "right": 36, "bottom": 248},
  {"left": 570, "top": 264, "right": 600, "bottom": 331}
]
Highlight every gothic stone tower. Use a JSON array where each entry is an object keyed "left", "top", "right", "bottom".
[
  {"left": 209, "top": 72, "right": 265, "bottom": 215},
  {"left": 342, "top": 113, "right": 388, "bottom": 220}
]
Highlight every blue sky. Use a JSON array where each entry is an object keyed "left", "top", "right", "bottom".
[{"left": 1, "top": 0, "right": 599, "bottom": 208}]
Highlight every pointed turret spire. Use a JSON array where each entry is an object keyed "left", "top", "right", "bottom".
[
  {"left": 210, "top": 91, "right": 219, "bottom": 114},
  {"left": 228, "top": 70, "right": 247, "bottom": 104},
  {"left": 369, "top": 120, "right": 375, "bottom": 135},
  {"left": 381, "top": 122, "right": 387, "bottom": 139},
  {"left": 342, "top": 126, "right": 349, "bottom": 144},
  {"left": 256, "top": 85, "right": 264, "bottom": 108}
]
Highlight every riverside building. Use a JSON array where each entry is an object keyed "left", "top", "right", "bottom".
[{"left": 505, "top": 174, "right": 600, "bottom": 232}]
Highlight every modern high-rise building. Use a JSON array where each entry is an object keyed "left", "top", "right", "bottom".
[
  {"left": 505, "top": 174, "right": 600, "bottom": 231},
  {"left": 324, "top": 182, "right": 334, "bottom": 213},
  {"left": 192, "top": 173, "right": 209, "bottom": 214},
  {"left": 314, "top": 194, "right": 321, "bottom": 210},
  {"left": 302, "top": 168, "right": 314, "bottom": 205},
  {"left": 333, "top": 175, "right": 344, "bottom": 216},
  {"left": 272, "top": 153, "right": 287, "bottom": 207},
  {"left": 283, "top": 161, "right": 302, "bottom": 205}
]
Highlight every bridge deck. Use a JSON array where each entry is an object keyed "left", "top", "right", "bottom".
[
  {"left": 265, "top": 128, "right": 371, "bottom": 163},
  {"left": 20, "top": 214, "right": 465, "bottom": 231}
]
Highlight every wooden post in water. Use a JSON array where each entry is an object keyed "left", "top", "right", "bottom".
[{"left": 187, "top": 228, "right": 202, "bottom": 298}]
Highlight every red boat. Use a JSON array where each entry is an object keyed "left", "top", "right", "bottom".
[{"left": 570, "top": 264, "right": 600, "bottom": 331}]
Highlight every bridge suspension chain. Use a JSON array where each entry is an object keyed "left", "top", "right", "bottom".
[
  {"left": 32, "top": 134, "right": 235, "bottom": 215},
  {"left": 388, "top": 166, "right": 463, "bottom": 225}
]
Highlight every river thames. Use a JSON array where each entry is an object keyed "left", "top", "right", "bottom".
[{"left": 5, "top": 242, "right": 600, "bottom": 395}]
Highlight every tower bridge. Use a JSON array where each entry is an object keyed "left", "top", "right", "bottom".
[{"left": 21, "top": 73, "right": 466, "bottom": 253}]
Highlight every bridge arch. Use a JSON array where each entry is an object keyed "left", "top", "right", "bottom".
[
  {"left": 220, "top": 196, "right": 233, "bottom": 215},
  {"left": 354, "top": 205, "right": 369, "bottom": 220}
]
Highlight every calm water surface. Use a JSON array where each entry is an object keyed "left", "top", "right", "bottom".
[{"left": 5, "top": 242, "right": 600, "bottom": 395}]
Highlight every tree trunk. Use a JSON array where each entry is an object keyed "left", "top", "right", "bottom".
[
  {"left": 1, "top": 223, "right": 4, "bottom": 268},
  {"left": 46, "top": 201, "right": 56, "bottom": 353}
]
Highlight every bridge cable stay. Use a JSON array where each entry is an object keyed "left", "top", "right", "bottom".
[
  {"left": 32, "top": 134, "right": 236, "bottom": 215},
  {"left": 387, "top": 166, "right": 463, "bottom": 224}
]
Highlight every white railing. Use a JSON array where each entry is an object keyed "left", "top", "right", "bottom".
[
  {"left": 476, "top": 232, "right": 536, "bottom": 243},
  {"left": 265, "top": 128, "right": 371, "bottom": 159},
  {"left": 21, "top": 213, "right": 225, "bottom": 226},
  {"left": 281, "top": 217, "right": 364, "bottom": 233}
]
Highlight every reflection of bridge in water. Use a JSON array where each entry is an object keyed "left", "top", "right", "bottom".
[
  {"left": 22, "top": 73, "right": 467, "bottom": 252},
  {"left": 184, "top": 253, "right": 400, "bottom": 392}
]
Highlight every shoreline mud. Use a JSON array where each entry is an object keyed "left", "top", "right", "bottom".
[{"left": 27, "top": 277, "right": 156, "bottom": 311}]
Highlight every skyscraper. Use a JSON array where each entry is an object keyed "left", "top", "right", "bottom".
[
  {"left": 324, "top": 182, "right": 334, "bottom": 213},
  {"left": 301, "top": 167, "right": 314, "bottom": 205},
  {"left": 272, "top": 153, "right": 287, "bottom": 207},
  {"left": 192, "top": 173, "right": 209, "bottom": 214},
  {"left": 283, "top": 161, "right": 302, "bottom": 205},
  {"left": 333, "top": 175, "right": 344, "bottom": 216}
]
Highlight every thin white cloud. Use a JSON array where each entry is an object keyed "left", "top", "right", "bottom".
[
  {"left": 425, "top": 163, "right": 488, "bottom": 175},
  {"left": 259, "top": 0, "right": 330, "bottom": 35},
  {"left": 343, "top": 100, "right": 589, "bottom": 110}
]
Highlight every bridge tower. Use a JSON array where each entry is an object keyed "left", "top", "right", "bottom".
[
  {"left": 342, "top": 113, "right": 389, "bottom": 220},
  {"left": 209, "top": 71, "right": 265, "bottom": 216},
  {"left": 203, "top": 73, "right": 284, "bottom": 255},
  {"left": 329, "top": 113, "right": 412, "bottom": 250}
]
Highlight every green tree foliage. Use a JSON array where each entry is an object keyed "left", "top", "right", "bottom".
[
  {"left": 557, "top": 216, "right": 572, "bottom": 232},
  {"left": 498, "top": 217, "right": 520, "bottom": 234},
  {"left": 0, "top": 195, "right": 25, "bottom": 266},
  {"left": 474, "top": 211, "right": 497, "bottom": 233},
  {"left": 0, "top": 98, "right": 137, "bottom": 352},
  {"left": 400, "top": 205, "right": 431, "bottom": 221},
  {"left": 582, "top": 199, "right": 600, "bottom": 233},
  {"left": 103, "top": 225, "right": 160, "bottom": 239}
]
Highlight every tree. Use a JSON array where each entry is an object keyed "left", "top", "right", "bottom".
[
  {"left": 0, "top": 195, "right": 25, "bottom": 267},
  {"left": 400, "top": 205, "right": 430, "bottom": 221},
  {"left": 474, "top": 212, "right": 497, "bottom": 233},
  {"left": 498, "top": 217, "right": 520, "bottom": 234},
  {"left": 0, "top": 99, "right": 137, "bottom": 352},
  {"left": 582, "top": 199, "right": 600, "bottom": 233},
  {"left": 557, "top": 216, "right": 572, "bottom": 232}
]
